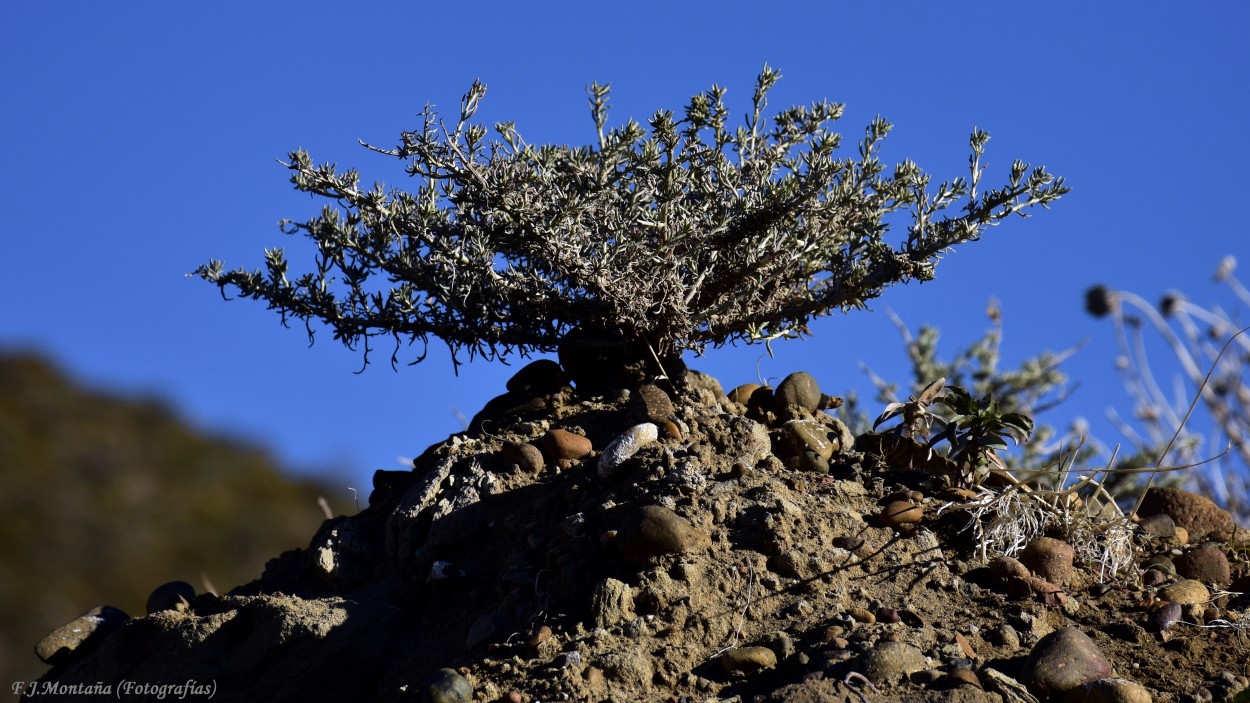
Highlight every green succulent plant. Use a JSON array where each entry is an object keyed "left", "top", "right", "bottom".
[
  {"left": 873, "top": 378, "right": 1034, "bottom": 487},
  {"left": 932, "top": 385, "right": 1034, "bottom": 486}
]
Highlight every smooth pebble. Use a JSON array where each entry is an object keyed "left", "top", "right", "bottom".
[{"left": 597, "top": 423, "right": 658, "bottom": 479}]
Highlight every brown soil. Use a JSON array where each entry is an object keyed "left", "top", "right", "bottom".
[{"left": 33, "top": 368, "right": 1250, "bottom": 702}]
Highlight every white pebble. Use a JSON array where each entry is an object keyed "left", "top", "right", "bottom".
[{"left": 597, "top": 422, "right": 659, "bottom": 479}]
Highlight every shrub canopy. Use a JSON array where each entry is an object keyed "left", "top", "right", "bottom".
[{"left": 196, "top": 66, "right": 1067, "bottom": 369}]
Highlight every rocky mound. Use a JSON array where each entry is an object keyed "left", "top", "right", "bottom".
[{"left": 32, "top": 363, "right": 1250, "bottom": 702}]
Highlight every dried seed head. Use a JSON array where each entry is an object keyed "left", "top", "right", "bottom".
[
  {"left": 1158, "top": 291, "right": 1183, "bottom": 318},
  {"left": 1214, "top": 255, "right": 1236, "bottom": 282},
  {"left": 1084, "top": 285, "right": 1117, "bottom": 318}
]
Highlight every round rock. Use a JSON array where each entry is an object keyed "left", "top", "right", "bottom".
[
  {"left": 989, "top": 556, "right": 1031, "bottom": 580},
  {"left": 631, "top": 384, "right": 675, "bottom": 424},
  {"left": 1137, "top": 487, "right": 1235, "bottom": 541},
  {"left": 505, "top": 359, "right": 569, "bottom": 395},
  {"left": 1020, "top": 627, "right": 1113, "bottom": 697},
  {"left": 783, "top": 420, "right": 835, "bottom": 461},
  {"left": 617, "top": 505, "right": 710, "bottom": 564},
  {"left": 796, "top": 449, "right": 830, "bottom": 474},
  {"left": 880, "top": 500, "right": 923, "bottom": 528},
  {"left": 597, "top": 423, "right": 658, "bottom": 479},
  {"left": 1173, "top": 545, "right": 1231, "bottom": 588},
  {"left": 1138, "top": 513, "right": 1176, "bottom": 539},
  {"left": 537, "top": 429, "right": 593, "bottom": 464},
  {"left": 1142, "top": 555, "right": 1176, "bottom": 575},
  {"left": 423, "top": 668, "right": 473, "bottom": 703},
  {"left": 728, "top": 383, "right": 762, "bottom": 406},
  {"left": 720, "top": 646, "right": 777, "bottom": 675},
  {"left": 1150, "top": 602, "right": 1182, "bottom": 634},
  {"left": 36, "top": 605, "right": 130, "bottom": 665},
  {"left": 858, "top": 641, "right": 928, "bottom": 685},
  {"left": 1020, "top": 536, "right": 1076, "bottom": 586},
  {"left": 774, "top": 371, "right": 821, "bottom": 418},
  {"left": 1066, "top": 677, "right": 1153, "bottom": 703},
  {"left": 945, "top": 667, "right": 982, "bottom": 689},
  {"left": 848, "top": 607, "right": 876, "bottom": 625},
  {"left": 502, "top": 441, "right": 544, "bottom": 474},
  {"left": 988, "top": 624, "right": 1021, "bottom": 650},
  {"left": 1157, "top": 578, "right": 1209, "bottom": 605},
  {"left": 146, "top": 581, "right": 196, "bottom": 614}
]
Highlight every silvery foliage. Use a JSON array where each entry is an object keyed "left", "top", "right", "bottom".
[{"left": 196, "top": 67, "right": 1067, "bottom": 369}]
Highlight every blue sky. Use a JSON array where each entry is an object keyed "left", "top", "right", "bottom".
[{"left": 3, "top": 3, "right": 1247, "bottom": 497}]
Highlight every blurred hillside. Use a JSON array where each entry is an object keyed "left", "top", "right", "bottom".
[{"left": 0, "top": 351, "right": 352, "bottom": 689}]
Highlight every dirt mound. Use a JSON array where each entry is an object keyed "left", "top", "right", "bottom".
[{"left": 33, "top": 366, "right": 1250, "bottom": 702}]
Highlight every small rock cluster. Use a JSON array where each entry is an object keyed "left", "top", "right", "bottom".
[{"left": 31, "top": 362, "right": 1250, "bottom": 702}]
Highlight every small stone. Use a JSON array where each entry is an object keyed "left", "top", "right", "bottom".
[
  {"left": 858, "top": 641, "right": 928, "bottom": 685},
  {"left": 1150, "top": 602, "right": 1182, "bottom": 634},
  {"left": 1142, "top": 554, "right": 1176, "bottom": 575},
  {"left": 1173, "top": 526, "right": 1189, "bottom": 545},
  {"left": 1138, "top": 513, "right": 1176, "bottom": 539},
  {"left": 879, "top": 500, "right": 923, "bottom": 527},
  {"left": 720, "top": 646, "right": 777, "bottom": 675},
  {"left": 617, "top": 505, "right": 711, "bottom": 564},
  {"left": 1158, "top": 578, "right": 1209, "bottom": 605},
  {"left": 1020, "top": 537, "right": 1076, "bottom": 586},
  {"left": 525, "top": 625, "right": 553, "bottom": 650},
  {"left": 728, "top": 383, "right": 763, "bottom": 405},
  {"left": 882, "top": 489, "right": 925, "bottom": 504},
  {"left": 660, "top": 420, "right": 683, "bottom": 440},
  {"left": 506, "top": 691, "right": 523, "bottom": 703},
  {"left": 1174, "top": 545, "right": 1231, "bottom": 588},
  {"left": 35, "top": 605, "right": 129, "bottom": 665},
  {"left": 877, "top": 608, "right": 901, "bottom": 624},
  {"left": 823, "top": 625, "right": 846, "bottom": 641},
  {"left": 502, "top": 441, "right": 545, "bottom": 474},
  {"left": 1141, "top": 568, "right": 1168, "bottom": 587},
  {"left": 945, "top": 667, "right": 982, "bottom": 689},
  {"left": 848, "top": 607, "right": 876, "bottom": 624},
  {"left": 631, "top": 384, "right": 675, "bottom": 423},
  {"left": 774, "top": 371, "right": 822, "bottom": 419},
  {"left": 796, "top": 449, "right": 830, "bottom": 474},
  {"left": 146, "top": 581, "right": 195, "bottom": 614},
  {"left": 988, "top": 624, "right": 1021, "bottom": 650},
  {"left": 506, "top": 359, "right": 569, "bottom": 395},
  {"left": 537, "top": 429, "right": 593, "bottom": 464},
  {"left": 783, "top": 420, "right": 835, "bottom": 460},
  {"left": 1137, "top": 487, "right": 1235, "bottom": 542},
  {"left": 469, "top": 392, "right": 548, "bottom": 432},
  {"left": 1065, "top": 677, "right": 1153, "bottom": 703},
  {"left": 423, "top": 668, "right": 473, "bottom": 703},
  {"left": 989, "top": 556, "right": 1031, "bottom": 580},
  {"left": 1020, "top": 627, "right": 1113, "bottom": 697},
  {"left": 597, "top": 423, "right": 658, "bottom": 479},
  {"left": 591, "top": 578, "right": 635, "bottom": 628}
]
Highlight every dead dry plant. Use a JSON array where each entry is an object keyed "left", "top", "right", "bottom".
[{"left": 1087, "top": 258, "right": 1250, "bottom": 522}]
